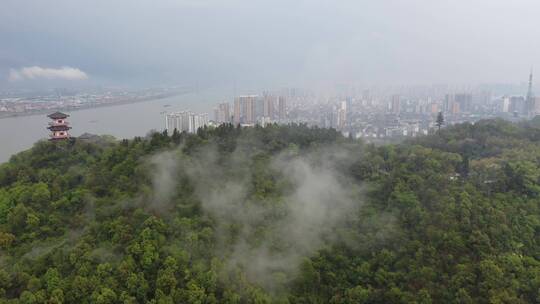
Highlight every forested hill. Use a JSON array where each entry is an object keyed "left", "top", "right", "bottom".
[{"left": 1, "top": 120, "right": 540, "bottom": 303}]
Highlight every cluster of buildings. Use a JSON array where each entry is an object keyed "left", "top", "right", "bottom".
[
  {"left": 213, "top": 94, "right": 288, "bottom": 125},
  {"left": 164, "top": 93, "right": 289, "bottom": 133},
  {"left": 494, "top": 72, "right": 539, "bottom": 117},
  {"left": 165, "top": 111, "right": 209, "bottom": 134},
  {"left": 279, "top": 72, "right": 538, "bottom": 140},
  {"left": 165, "top": 72, "right": 537, "bottom": 140}
]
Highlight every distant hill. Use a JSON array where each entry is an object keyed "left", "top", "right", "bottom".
[{"left": 0, "top": 121, "right": 539, "bottom": 303}]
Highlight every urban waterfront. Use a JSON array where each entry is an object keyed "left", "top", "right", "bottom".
[
  {"left": 3, "top": 80, "right": 537, "bottom": 163},
  {"left": 0, "top": 88, "right": 231, "bottom": 162}
]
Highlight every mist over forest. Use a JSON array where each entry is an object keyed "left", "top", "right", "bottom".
[{"left": 0, "top": 120, "right": 539, "bottom": 303}]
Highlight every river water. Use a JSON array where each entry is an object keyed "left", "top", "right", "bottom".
[{"left": 0, "top": 88, "right": 232, "bottom": 163}]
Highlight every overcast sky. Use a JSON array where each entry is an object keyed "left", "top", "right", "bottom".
[{"left": 1, "top": 0, "right": 539, "bottom": 89}]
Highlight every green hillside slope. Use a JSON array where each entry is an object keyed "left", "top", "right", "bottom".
[{"left": 0, "top": 121, "right": 539, "bottom": 303}]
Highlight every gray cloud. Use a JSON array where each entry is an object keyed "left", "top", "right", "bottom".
[
  {"left": 4, "top": 1, "right": 536, "bottom": 93},
  {"left": 8, "top": 66, "right": 88, "bottom": 82}
]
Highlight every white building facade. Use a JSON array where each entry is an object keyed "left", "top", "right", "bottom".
[{"left": 165, "top": 111, "right": 209, "bottom": 133}]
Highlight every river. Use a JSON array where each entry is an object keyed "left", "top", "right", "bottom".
[{"left": 0, "top": 88, "right": 233, "bottom": 163}]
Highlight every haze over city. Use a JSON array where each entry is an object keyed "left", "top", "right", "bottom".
[{"left": 2, "top": 0, "right": 540, "bottom": 90}]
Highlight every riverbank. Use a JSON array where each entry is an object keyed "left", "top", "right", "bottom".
[
  {"left": 0, "top": 88, "right": 227, "bottom": 163},
  {"left": 0, "top": 89, "right": 193, "bottom": 119}
]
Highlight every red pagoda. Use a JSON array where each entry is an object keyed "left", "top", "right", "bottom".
[{"left": 47, "top": 112, "right": 71, "bottom": 140}]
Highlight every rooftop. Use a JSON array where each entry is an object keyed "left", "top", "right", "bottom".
[{"left": 47, "top": 112, "right": 69, "bottom": 119}]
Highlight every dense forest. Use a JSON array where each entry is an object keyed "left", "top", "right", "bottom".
[{"left": 1, "top": 119, "right": 540, "bottom": 303}]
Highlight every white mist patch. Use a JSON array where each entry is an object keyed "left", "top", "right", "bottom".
[
  {"left": 149, "top": 151, "right": 180, "bottom": 210},
  {"left": 8, "top": 66, "right": 88, "bottom": 81},
  {"left": 174, "top": 146, "right": 362, "bottom": 291},
  {"left": 274, "top": 156, "right": 357, "bottom": 254}
]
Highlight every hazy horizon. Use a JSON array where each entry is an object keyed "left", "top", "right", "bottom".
[{"left": 2, "top": 0, "right": 540, "bottom": 90}]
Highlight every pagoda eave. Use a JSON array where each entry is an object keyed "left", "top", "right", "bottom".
[{"left": 47, "top": 126, "right": 72, "bottom": 131}]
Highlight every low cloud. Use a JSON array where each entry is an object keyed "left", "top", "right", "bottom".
[
  {"left": 148, "top": 144, "right": 368, "bottom": 292},
  {"left": 8, "top": 66, "right": 88, "bottom": 81}
]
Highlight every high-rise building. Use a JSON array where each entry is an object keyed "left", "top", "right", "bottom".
[
  {"left": 474, "top": 91, "right": 492, "bottom": 106},
  {"left": 429, "top": 103, "right": 439, "bottom": 114},
  {"left": 337, "top": 101, "right": 347, "bottom": 130},
  {"left": 216, "top": 102, "right": 230, "bottom": 123},
  {"left": 501, "top": 96, "right": 510, "bottom": 113},
  {"left": 278, "top": 96, "right": 287, "bottom": 120},
  {"left": 234, "top": 95, "right": 258, "bottom": 124},
  {"left": 443, "top": 93, "right": 468, "bottom": 114},
  {"left": 526, "top": 69, "right": 535, "bottom": 117},
  {"left": 193, "top": 113, "right": 209, "bottom": 132},
  {"left": 234, "top": 98, "right": 242, "bottom": 124},
  {"left": 256, "top": 98, "right": 265, "bottom": 119},
  {"left": 243, "top": 96, "right": 256, "bottom": 124},
  {"left": 444, "top": 94, "right": 455, "bottom": 113},
  {"left": 450, "top": 102, "right": 460, "bottom": 114},
  {"left": 455, "top": 93, "right": 473, "bottom": 112},
  {"left": 263, "top": 95, "right": 276, "bottom": 120},
  {"left": 390, "top": 95, "right": 401, "bottom": 114},
  {"left": 166, "top": 111, "right": 183, "bottom": 132},
  {"left": 509, "top": 96, "right": 526, "bottom": 115},
  {"left": 534, "top": 97, "right": 540, "bottom": 116}
]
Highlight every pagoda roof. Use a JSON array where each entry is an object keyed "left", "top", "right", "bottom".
[
  {"left": 48, "top": 112, "right": 69, "bottom": 119},
  {"left": 48, "top": 125, "right": 71, "bottom": 131}
]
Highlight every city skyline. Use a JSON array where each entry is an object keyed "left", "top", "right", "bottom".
[{"left": 156, "top": 68, "right": 538, "bottom": 142}]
